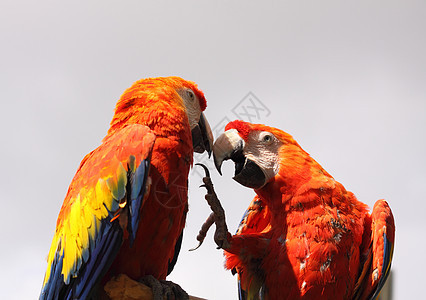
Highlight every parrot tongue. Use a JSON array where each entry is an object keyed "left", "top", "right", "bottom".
[
  {"left": 231, "top": 152, "right": 266, "bottom": 189},
  {"left": 231, "top": 149, "right": 246, "bottom": 176},
  {"left": 235, "top": 161, "right": 244, "bottom": 176}
]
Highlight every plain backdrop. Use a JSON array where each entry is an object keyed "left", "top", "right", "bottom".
[{"left": 1, "top": 1, "right": 425, "bottom": 299}]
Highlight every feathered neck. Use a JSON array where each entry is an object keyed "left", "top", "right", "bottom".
[
  {"left": 255, "top": 144, "right": 334, "bottom": 214},
  {"left": 105, "top": 81, "right": 190, "bottom": 142}
]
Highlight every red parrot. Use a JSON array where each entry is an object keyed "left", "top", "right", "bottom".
[
  {"left": 202, "top": 120, "right": 394, "bottom": 300},
  {"left": 40, "top": 77, "right": 213, "bottom": 299}
]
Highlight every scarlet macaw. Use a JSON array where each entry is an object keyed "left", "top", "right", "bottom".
[
  {"left": 40, "top": 77, "right": 213, "bottom": 299},
  {"left": 198, "top": 120, "right": 394, "bottom": 300}
]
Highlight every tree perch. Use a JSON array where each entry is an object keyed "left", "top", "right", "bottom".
[{"left": 104, "top": 274, "right": 206, "bottom": 300}]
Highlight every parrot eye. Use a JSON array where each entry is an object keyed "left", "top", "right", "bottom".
[
  {"left": 259, "top": 132, "right": 274, "bottom": 145},
  {"left": 186, "top": 89, "right": 195, "bottom": 101}
]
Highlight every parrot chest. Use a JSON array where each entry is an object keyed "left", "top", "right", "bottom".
[
  {"left": 108, "top": 141, "right": 191, "bottom": 280},
  {"left": 261, "top": 205, "right": 364, "bottom": 299}
]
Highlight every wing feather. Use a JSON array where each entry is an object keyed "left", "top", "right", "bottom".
[
  {"left": 40, "top": 124, "right": 155, "bottom": 299},
  {"left": 353, "top": 199, "right": 395, "bottom": 300},
  {"left": 367, "top": 200, "right": 395, "bottom": 300},
  {"left": 226, "top": 196, "right": 271, "bottom": 300}
]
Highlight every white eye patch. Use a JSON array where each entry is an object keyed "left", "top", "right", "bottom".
[
  {"left": 179, "top": 88, "right": 201, "bottom": 129},
  {"left": 259, "top": 131, "right": 274, "bottom": 145},
  {"left": 244, "top": 131, "right": 281, "bottom": 182}
]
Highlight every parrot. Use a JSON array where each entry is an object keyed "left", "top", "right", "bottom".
[
  {"left": 197, "top": 120, "right": 394, "bottom": 300},
  {"left": 40, "top": 76, "right": 213, "bottom": 299}
]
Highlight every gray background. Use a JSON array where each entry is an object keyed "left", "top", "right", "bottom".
[{"left": 1, "top": 1, "right": 425, "bottom": 299}]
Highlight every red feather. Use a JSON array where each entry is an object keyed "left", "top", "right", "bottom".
[
  {"left": 223, "top": 121, "right": 395, "bottom": 300},
  {"left": 41, "top": 77, "right": 206, "bottom": 299}
]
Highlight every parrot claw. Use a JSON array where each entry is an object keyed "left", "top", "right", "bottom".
[
  {"left": 138, "top": 275, "right": 189, "bottom": 300},
  {"left": 194, "top": 166, "right": 231, "bottom": 251},
  {"left": 188, "top": 242, "right": 202, "bottom": 252},
  {"left": 195, "top": 163, "right": 210, "bottom": 177},
  {"left": 189, "top": 212, "right": 215, "bottom": 251}
]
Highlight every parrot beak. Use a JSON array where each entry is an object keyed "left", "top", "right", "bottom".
[
  {"left": 213, "top": 129, "right": 243, "bottom": 175},
  {"left": 213, "top": 129, "right": 266, "bottom": 189},
  {"left": 192, "top": 112, "right": 213, "bottom": 157}
]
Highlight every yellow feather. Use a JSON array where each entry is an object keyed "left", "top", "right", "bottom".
[
  {"left": 63, "top": 198, "right": 83, "bottom": 282},
  {"left": 90, "top": 188, "right": 103, "bottom": 221},
  {"left": 80, "top": 188, "right": 93, "bottom": 229},
  {"left": 61, "top": 226, "right": 70, "bottom": 282},
  {"left": 69, "top": 195, "right": 81, "bottom": 245},
  {"left": 43, "top": 234, "right": 60, "bottom": 286},
  {"left": 95, "top": 178, "right": 112, "bottom": 219},
  {"left": 45, "top": 162, "right": 130, "bottom": 288},
  {"left": 128, "top": 155, "right": 136, "bottom": 173},
  {"left": 104, "top": 178, "right": 117, "bottom": 211},
  {"left": 87, "top": 215, "right": 97, "bottom": 245},
  {"left": 117, "top": 161, "right": 128, "bottom": 190},
  {"left": 79, "top": 207, "right": 90, "bottom": 251},
  {"left": 105, "top": 160, "right": 128, "bottom": 205}
]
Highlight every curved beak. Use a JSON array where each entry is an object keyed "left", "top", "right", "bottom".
[
  {"left": 213, "top": 129, "right": 266, "bottom": 189},
  {"left": 192, "top": 112, "right": 213, "bottom": 157},
  {"left": 213, "top": 129, "right": 244, "bottom": 175}
]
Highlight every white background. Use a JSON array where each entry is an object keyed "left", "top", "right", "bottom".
[{"left": 1, "top": 1, "right": 425, "bottom": 299}]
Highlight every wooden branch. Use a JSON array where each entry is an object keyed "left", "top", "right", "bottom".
[{"left": 104, "top": 274, "right": 205, "bottom": 300}]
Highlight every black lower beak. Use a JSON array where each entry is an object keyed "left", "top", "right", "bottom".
[
  {"left": 230, "top": 150, "right": 266, "bottom": 189},
  {"left": 192, "top": 113, "right": 213, "bottom": 157}
]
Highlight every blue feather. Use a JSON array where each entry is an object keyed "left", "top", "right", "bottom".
[
  {"left": 40, "top": 251, "right": 64, "bottom": 300},
  {"left": 368, "top": 231, "right": 394, "bottom": 300},
  {"left": 73, "top": 221, "right": 122, "bottom": 299},
  {"left": 41, "top": 217, "right": 123, "bottom": 299},
  {"left": 128, "top": 159, "right": 149, "bottom": 246},
  {"left": 40, "top": 125, "right": 155, "bottom": 299},
  {"left": 238, "top": 280, "right": 246, "bottom": 300}
]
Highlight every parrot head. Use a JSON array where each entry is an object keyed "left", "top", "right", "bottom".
[
  {"left": 173, "top": 77, "right": 213, "bottom": 155},
  {"left": 213, "top": 120, "right": 307, "bottom": 189},
  {"left": 109, "top": 76, "right": 213, "bottom": 155}
]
